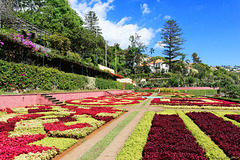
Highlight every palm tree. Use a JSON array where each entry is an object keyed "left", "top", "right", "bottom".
[{"left": 149, "top": 48, "right": 155, "bottom": 57}]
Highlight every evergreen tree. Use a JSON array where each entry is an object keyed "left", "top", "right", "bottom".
[
  {"left": 192, "top": 52, "right": 202, "bottom": 63},
  {"left": 84, "top": 11, "right": 102, "bottom": 35},
  {"left": 158, "top": 20, "right": 185, "bottom": 72}
]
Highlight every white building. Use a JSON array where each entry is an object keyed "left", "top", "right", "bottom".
[{"left": 139, "top": 59, "right": 169, "bottom": 73}]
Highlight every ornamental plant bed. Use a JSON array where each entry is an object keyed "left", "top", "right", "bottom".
[
  {"left": 65, "top": 92, "right": 152, "bottom": 106},
  {"left": 157, "top": 92, "right": 195, "bottom": 98},
  {"left": 142, "top": 114, "right": 207, "bottom": 159},
  {"left": 0, "top": 104, "right": 125, "bottom": 159},
  {"left": 187, "top": 112, "right": 240, "bottom": 159},
  {"left": 225, "top": 114, "right": 240, "bottom": 123},
  {"left": 151, "top": 97, "right": 240, "bottom": 108},
  {"left": 118, "top": 110, "right": 238, "bottom": 159}
]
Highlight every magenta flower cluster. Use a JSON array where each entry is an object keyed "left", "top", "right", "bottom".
[
  {"left": 0, "top": 40, "right": 4, "bottom": 45},
  {"left": 2, "top": 33, "right": 49, "bottom": 57}
]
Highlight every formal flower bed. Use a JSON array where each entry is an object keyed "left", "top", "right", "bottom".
[
  {"left": 157, "top": 92, "right": 195, "bottom": 98},
  {"left": 142, "top": 114, "right": 207, "bottom": 159},
  {"left": 65, "top": 92, "right": 152, "bottom": 106},
  {"left": 0, "top": 104, "right": 125, "bottom": 159},
  {"left": 187, "top": 112, "right": 240, "bottom": 159},
  {"left": 151, "top": 97, "right": 240, "bottom": 107},
  {"left": 225, "top": 114, "right": 240, "bottom": 123}
]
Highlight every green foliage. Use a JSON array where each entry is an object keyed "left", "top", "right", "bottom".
[
  {"left": 180, "top": 89, "right": 218, "bottom": 96},
  {"left": 49, "top": 33, "right": 71, "bottom": 51},
  {"left": 160, "top": 20, "right": 185, "bottom": 71},
  {"left": 154, "top": 87, "right": 180, "bottom": 93},
  {"left": 177, "top": 111, "right": 229, "bottom": 160},
  {"left": 30, "top": 137, "right": 77, "bottom": 153},
  {"left": 95, "top": 78, "right": 123, "bottom": 90},
  {"left": 125, "top": 83, "right": 134, "bottom": 90},
  {"left": 0, "top": 60, "right": 88, "bottom": 91},
  {"left": 116, "top": 111, "right": 155, "bottom": 160}
]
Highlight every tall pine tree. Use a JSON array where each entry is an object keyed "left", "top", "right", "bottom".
[
  {"left": 158, "top": 20, "right": 185, "bottom": 72},
  {"left": 84, "top": 11, "right": 102, "bottom": 35}
]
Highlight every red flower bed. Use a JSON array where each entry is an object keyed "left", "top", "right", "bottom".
[
  {"left": 57, "top": 116, "right": 76, "bottom": 122},
  {"left": 0, "top": 122, "right": 16, "bottom": 132},
  {"left": 143, "top": 114, "right": 207, "bottom": 160},
  {"left": 8, "top": 114, "right": 45, "bottom": 123},
  {"left": 44, "top": 122, "right": 91, "bottom": 132},
  {"left": 71, "top": 107, "right": 122, "bottom": 117},
  {"left": 151, "top": 98, "right": 240, "bottom": 107},
  {"left": 25, "top": 105, "right": 52, "bottom": 109},
  {"left": 28, "top": 109, "right": 54, "bottom": 113},
  {"left": 187, "top": 112, "right": 240, "bottom": 159},
  {"left": 0, "top": 108, "right": 13, "bottom": 114},
  {"left": 92, "top": 115, "right": 113, "bottom": 123},
  {"left": 65, "top": 92, "right": 152, "bottom": 106},
  {"left": 0, "top": 132, "right": 57, "bottom": 160},
  {"left": 225, "top": 114, "right": 240, "bottom": 123}
]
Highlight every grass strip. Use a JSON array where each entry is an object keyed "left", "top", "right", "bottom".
[
  {"left": 116, "top": 111, "right": 155, "bottom": 160},
  {"left": 141, "top": 92, "right": 157, "bottom": 106},
  {"left": 79, "top": 111, "right": 140, "bottom": 160},
  {"left": 177, "top": 111, "right": 229, "bottom": 160},
  {"left": 141, "top": 98, "right": 151, "bottom": 106},
  {"left": 212, "top": 111, "right": 240, "bottom": 127}
]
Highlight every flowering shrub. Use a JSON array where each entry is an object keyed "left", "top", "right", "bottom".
[
  {"left": 0, "top": 32, "right": 49, "bottom": 57},
  {"left": 143, "top": 114, "right": 207, "bottom": 159},
  {"left": 187, "top": 112, "right": 240, "bottom": 159}
]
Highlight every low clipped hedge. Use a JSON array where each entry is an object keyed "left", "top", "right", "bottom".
[
  {"left": 125, "top": 83, "right": 133, "bottom": 90},
  {"left": 116, "top": 111, "right": 155, "bottom": 160},
  {"left": 95, "top": 78, "right": 123, "bottom": 90},
  {"left": 180, "top": 89, "right": 218, "bottom": 96}
]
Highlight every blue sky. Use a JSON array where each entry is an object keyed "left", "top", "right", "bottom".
[{"left": 70, "top": 0, "right": 240, "bottom": 66}]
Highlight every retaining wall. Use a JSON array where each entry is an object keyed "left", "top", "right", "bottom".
[{"left": 0, "top": 90, "right": 132, "bottom": 109}]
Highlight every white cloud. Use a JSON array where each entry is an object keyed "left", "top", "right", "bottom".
[
  {"left": 154, "top": 41, "right": 166, "bottom": 49},
  {"left": 140, "top": 3, "right": 151, "bottom": 15},
  {"left": 163, "top": 15, "right": 171, "bottom": 20},
  {"left": 69, "top": 0, "right": 155, "bottom": 49}
]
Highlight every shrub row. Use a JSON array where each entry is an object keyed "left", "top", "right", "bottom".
[
  {"left": 116, "top": 111, "right": 155, "bottom": 160},
  {"left": 180, "top": 89, "right": 218, "bottom": 96},
  {"left": 0, "top": 60, "right": 133, "bottom": 92}
]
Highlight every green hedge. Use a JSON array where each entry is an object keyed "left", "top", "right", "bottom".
[
  {"left": 180, "top": 89, "right": 218, "bottom": 96},
  {"left": 125, "top": 83, "right": 133, "bottom": 90},
  {"left": 0, "top": 60, "right": 85, "bottom": 91},
  {"left": 95, "top": 78, "right": 123, "bottom": 90}
]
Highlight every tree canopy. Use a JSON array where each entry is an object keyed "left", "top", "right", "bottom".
[{"left": 159, "top": 20, "right": 185, "bottom": 72}]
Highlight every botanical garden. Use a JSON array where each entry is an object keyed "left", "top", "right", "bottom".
[{"left": 0, "top": 0, "right": 240, "bottom": 160}]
